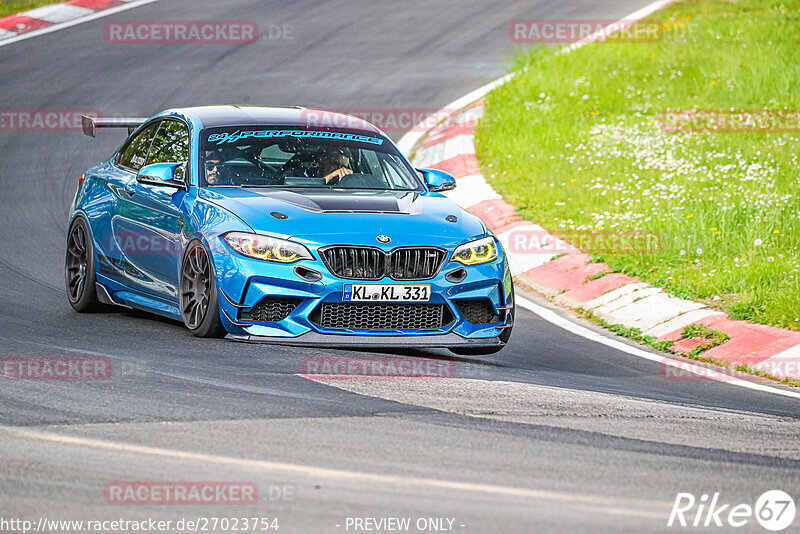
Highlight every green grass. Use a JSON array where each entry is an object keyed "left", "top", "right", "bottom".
[
  {"left": 679, "top": 323, "right": 730, "bottom": 357},
  {"left": 0, "top": 0, "right": 66, "bottom": 19},
  {"left": 476, "top": 0, "right": 800, "bottom": 331}
]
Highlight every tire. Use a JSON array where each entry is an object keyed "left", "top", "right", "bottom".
[
  {"left": 449, "top": 281, "right": 515, "bottom": 356},
  {"left": 65, "top": 217, "right": 101, "bottom": 312},
  {"left": 180, "top": 241, "right": 226, "bottom": 338}
]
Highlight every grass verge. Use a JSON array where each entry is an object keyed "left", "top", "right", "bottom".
[
  {"left": 475, "top": 0, "right": 800, "bottom": 330},
  {"left": 0, "top": 0, "right": 68, "bottom": 19}
]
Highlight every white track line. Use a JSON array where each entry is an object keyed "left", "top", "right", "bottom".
[
  {"left": 516, "top": 296, "right": 800, "bottom": 401},
  {"left": 0, "top": 0, "right": 160, "bottom": 48},
  {"left": 562, "top": 0, "right": 676, "bottom": 53},
  {"left": 0, "top": 425, "right": 669, "bottom": 518}
]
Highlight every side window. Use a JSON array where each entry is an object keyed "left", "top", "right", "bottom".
[
  {"left": 146, "top": 120, "right": 190, "bottom": 167},
  {"left": 118, "top": 123, "right": 158, "bottom": 171}
]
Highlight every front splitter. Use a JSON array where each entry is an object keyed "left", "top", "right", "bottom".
[{"left": 226, "top": 331, "right": 503, "bottom": 349}]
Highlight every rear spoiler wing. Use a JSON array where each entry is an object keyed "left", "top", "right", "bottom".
[{"left": 81, "top": 115, "right": 147, "bottom": 137}]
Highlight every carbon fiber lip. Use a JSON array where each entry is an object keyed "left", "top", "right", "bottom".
[{"left": 225, "top": 332, "right": 503, "bottom": 348}]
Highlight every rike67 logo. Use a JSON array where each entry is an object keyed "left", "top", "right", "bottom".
[{"left": 669, "top": 490, "right": 796, "bottom": 531}]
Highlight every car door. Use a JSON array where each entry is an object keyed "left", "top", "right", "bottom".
[
  {"left": 114, "top": 119, "right": 190, "bottom": 301},
  {"left": 95, "top": 121, "right": 160, "bottom": 291}
]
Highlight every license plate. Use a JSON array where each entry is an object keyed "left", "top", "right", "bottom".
[{"left": 342, "top": 284, "right": 431, "bottom": 302}]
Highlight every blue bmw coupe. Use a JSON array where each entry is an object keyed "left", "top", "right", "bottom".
[{"left": 66, "top": 106, "right": 513, "bottom": 354}]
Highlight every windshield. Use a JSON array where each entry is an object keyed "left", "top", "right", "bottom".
[{"left": 200, "top": 127, "right": 423, "bottom": 191}]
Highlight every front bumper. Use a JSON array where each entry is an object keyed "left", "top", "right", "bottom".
[{"left": 211, "top": 237, "right": 513, "bottom": 344}]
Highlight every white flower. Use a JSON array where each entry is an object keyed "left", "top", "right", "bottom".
[
  {"left": 754, "top": 238, "right": 763, "bottom": 246},
  {"left": 679, "top": 249, "right": 686, "bottom": 255},
  {"left": 696, "top": 248, "right": 703, "bottom": 255}
]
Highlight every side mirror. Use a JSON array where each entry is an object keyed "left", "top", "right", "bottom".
[
  {"left": 417, "top": 168, "right": 456, "bottom": 192},
  {"left": 137, "top": 163, "right": 187, "bottom": 189}
]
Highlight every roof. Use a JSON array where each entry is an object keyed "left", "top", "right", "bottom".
[{"left": 168, "top": 105, "right": 383, "bottom": 135}]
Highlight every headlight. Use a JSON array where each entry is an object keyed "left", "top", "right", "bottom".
[
  {"left": 223, "top": 232, "right": 313, "bottom": 263},
  {"left": 452, "top": 236, "right": 498, "bottom": 266}
]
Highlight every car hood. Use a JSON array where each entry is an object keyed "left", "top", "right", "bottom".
[{"left": 199, "top": 188, "right": 486, "bottom": 248}]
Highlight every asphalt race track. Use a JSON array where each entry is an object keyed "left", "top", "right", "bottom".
[{"left": 1, "top": 1, "right": 798, "bottom": 533}]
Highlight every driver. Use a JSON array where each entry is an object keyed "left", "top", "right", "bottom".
[
  {"left": 318, "top": 148, "right": 353, "bottom": 184},
  {"left": 204, "top": 150, "right": 225, "bottom": 185}
]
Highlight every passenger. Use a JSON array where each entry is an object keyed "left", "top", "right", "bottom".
[{"left": 204, "top": 151, "right": 224, "bottom": 185}]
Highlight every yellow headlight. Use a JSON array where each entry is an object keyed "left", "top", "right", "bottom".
[
  {"left": 224, "top": 232, "right": 312, "bottom": 263},
  {"left": 452, "top": 237, "right": 498, "bottom": 266}
]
